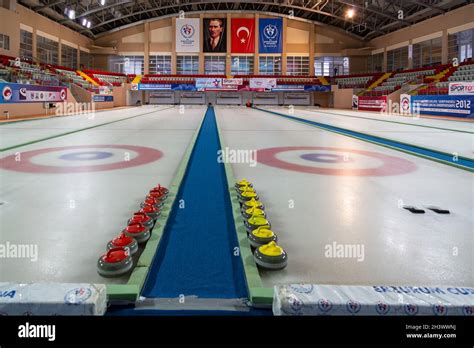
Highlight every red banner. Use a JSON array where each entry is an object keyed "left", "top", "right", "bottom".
[
  {"left": 357, "top": 96, "right": 387, "bottom": 112},
  {"left": 231, "top": 18, "right": 255, "bottom": 53}
]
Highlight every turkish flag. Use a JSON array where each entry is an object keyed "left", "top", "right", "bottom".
[{"left": 231, "top": 18, "right": 255, "bottom": 53}]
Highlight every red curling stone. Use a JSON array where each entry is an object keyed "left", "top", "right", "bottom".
[
  {"left": 122, "top": 223, "right": 151, "bottom": 244},
  {"left": 107, "top": 233, "right": 138, "bottom": 255},
  {"left": 97, "top": 247, "right": 133, "bottom": 277},
  {"left": 128, "top": 212, "right": 154, "bottom": 228}
]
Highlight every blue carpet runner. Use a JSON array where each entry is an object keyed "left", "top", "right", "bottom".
[{"left": 141, "top": 106, "right": 248, "bottom": 299}]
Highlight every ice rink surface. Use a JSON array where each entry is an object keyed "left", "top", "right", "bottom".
[{"left": 0, "top": 105, "right": 472, "bottom": 290}]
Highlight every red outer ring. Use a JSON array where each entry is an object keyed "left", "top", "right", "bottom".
[
  {"left": 0, "top": 145, "right": 163, "bottom": 173},
  {"left": 256, "top": 146, "right": 417, "bottom": 176}
]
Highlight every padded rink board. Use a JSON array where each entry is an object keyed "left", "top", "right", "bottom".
[
  {"left": 0, "top": 283, "right": 107, "bottom": 315},
  {"left": 273, "top": 284, "right": 474, "bottom": 316}
]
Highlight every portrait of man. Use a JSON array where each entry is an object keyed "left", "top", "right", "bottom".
[{"left": 203, "top": 18, "right": 226, "bottom": 52}]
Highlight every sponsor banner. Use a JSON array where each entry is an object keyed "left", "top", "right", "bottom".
[
  {"left": 304, "top": 85, "right": 331, "bottom": 92},
  {"left": 176, "top": 18, "right": 200, "bottom": 53},
  {"left": 138, "top": 84, "right": 196, "bottom": 91},
  {"left": 0, "top": 83, "right": 67, "bottom": 104},
  {"left": 259, "top": 18, "right": 282, "bottom": 53},
  {"left": 272, "top": 84, "right": 332, "bottom": 92},
  {"left": 222, "top": 78, "right": 243, "bottom": 86},
  {"left": 138, "top": 84, "right": 172, "bottom": 90},
  {"left": 250, "top": 78, "right": 277, "bottom": 90},
  {"left": 449, "top": 81, "right": 474, "bottom": 95},
  {"left": 203, "top": 18, "right": 227, "bottom": 53},
  {"left": 195, "top": 78, "right": 223, "bottom": 91},
  {"left": 272, "top": 85, "right": 305, "bottom": 92},
  {"left": 93, "top": 95, "right": 113, "bottom": 102},
  {"left": 400, "top": 94, "right": 411, "bottom": 114},
  {"left": 274, "top": 284, "right": 474, "bottom": 316},
  {"left": 231, "top": 18, "right": 255, "bottom": 53},
  {"left": 99, "top": 86, "right": 113, "bottom": 95},
  {"left": 410, "top": 95, "right": 474, "bottom": 118},
  {"left": 352, "top": 95, "right": 359, "bottom": 109},
  {"left": 131, "top": 84, "right": 139, "bottom": 91},
  {"left": 357, "top": 96, "right": 387, "bottom": 112}
]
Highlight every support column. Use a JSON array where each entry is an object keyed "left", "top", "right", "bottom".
[
  {"left": 442, "top": 29, "right": 448, "bottom": 64},
  {"left": 226, "top": 13, "right": 231, "bottom": 76},
  {"left": 282, "top": 17, "right": 287, "bottom": 75},
  {"left": 309, "top": 23, "right": 315, "bottom": 76},
  {"left": 144, "top": 22, "right": 150, "bottom": 74},
  {"left": 408, "top": 40, "right": 413, "bottom": 69},
  {"left": 254, "top": 13, "right": 259, "bottom": 74},
  {"left": 199, "top": 14, "right": 204, "bottom": 74},
  {"left": 171, "top": 17, "right": 177, "bottom": 74},
  {"left": 58, "top": 39, "right": 62, "bottom": 66},
  {"left": 383, "top": 48, "right": 387, "bottom": 72},
  {"left": 32, "top": 29, "right": 37, "bottom": 62}
]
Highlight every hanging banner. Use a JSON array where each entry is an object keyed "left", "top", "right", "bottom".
[
  {"left": 176, "top": 18, "right": 200, "bottom": 53},
  {"left": 203, "top": 18, "right": 227, "bottom": 53},
  {"left": 249, "top": 78, "right": 277, "bottom": 90},
  {"left": 259, "top": 18, "right": 283, "bottom": 53},
  {"left": 231, "top": 18, "right": 255, "bottom": 53},
  {"left": 222, "top": 78, "right": 243, "bottom": 86},
  {"left": 195, "top": 78, "right": 223, "bottom": 91},
  {"left": 0, "top": 83, "right": 67, "bottom": 104}
]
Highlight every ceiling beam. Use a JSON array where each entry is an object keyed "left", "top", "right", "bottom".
[
  {"left": 411, "top": 0, "right": 446, "bottom": 14},
  {"left": 34, "top": 0, "right": 64, "bottom": 12}
]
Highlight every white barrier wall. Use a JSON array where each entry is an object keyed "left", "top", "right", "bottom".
[
  {"left": 283, "top": 93, "right": 310, "bottom": 105},
  {"left": 0, "top": 283, "right": 107, "bottom": 315},
  {"left": 149, "top": 92, "right": 175, "bottom": 104},
  {"left": 253, "top": 93, "right": 279, "bottom": 105},
  {"left": 179, "top": 92, "right": 206, "bottom": 105},
  {"left": 216, "top": 92, "right": 242, "bottom": 105},
  {"left": 274, "top": 284, "right": 474, "bottom": 316}
]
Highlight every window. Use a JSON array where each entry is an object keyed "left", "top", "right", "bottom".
[
  {"left": 386, "top": 46, "right": 408, "bottom": 71},
  {"left": 259, "top": 56, "right": 281, "bottom": 75},
  {"left": 314, "top": 56, "right": 349, "bottom": 76},
  {"left": 177, "top": 55, "right": 199, "bottom": 74},
  {"left": 367, "top": 53, "right": 383, "bottom": 73},
  {"left": 204, "top": 55, "right": 226, "bottom": 75},
  {"left": 37, "top": 36, "right": 58, "bottom": 65},
  {"left": 412, "top": 37, "right": 442, "bottom": 68},
  {"left": 448, "top": 28, "right": 473, "bottom": 63},
  {"left": 0, "top": 34, "right": 9, "bottom": 50},
  {"left": 108, "top": 55, "right": 144, "bottom": 74},
  {"left": 61, "top": 44, "right": 77, "bottom": 69},
  {"left": 20, "top": 30, "right": 32, "bottom": 59},
  {"left": 80, "top": 50, "right": 93, "bottom": 69},
  {"left": 149, "top": 55, "right": 171, "bottom": 74},
  {"left": 287, "top": 56, "right": 309, "bottom": 75},
  {"left": 230, "top": 56, "right": 253, "bottom": 75}
]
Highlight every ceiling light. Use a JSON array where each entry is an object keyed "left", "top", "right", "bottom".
[
  {"left": 68, "top": 9, "right": 75, "bottom": 20},
  {"left": 87, "top": 21, "right": 92, "bottom": 29},
  {"left": 346, "top": 8, "right": 355, "bottom": 19},
  {"left": 100, "top": 0, "right": 106, "bottom": 5},
  {"left": 82, "top": 18, "right": 87, "bottom": 26}
]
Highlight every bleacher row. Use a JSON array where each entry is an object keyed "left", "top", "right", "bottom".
[
  {"left": 371, "top": 68, "right": 436, "bottom": 94},
  {"left": 333, "top": 73, "right": 383, "bottom": 89},
  {"left": 83, "top": 69, "right": 128, "bottom": 86}
]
